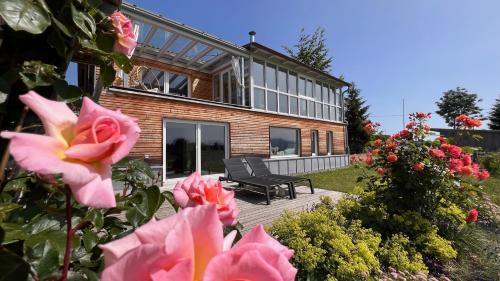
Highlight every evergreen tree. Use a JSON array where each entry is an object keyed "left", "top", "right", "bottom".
[
  {"left": 284, "top": 27, "right": 333, "bottom": 72},
  {"left": 489, "top": 97, "right": 500, "bottom": 130},
  {"left": 435, "top": 87, "right": 483, "bottom": 128},
  {"left": 344, "top": 83, "right": 370, "bottom": 153}
]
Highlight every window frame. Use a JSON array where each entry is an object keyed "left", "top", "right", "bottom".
[
  {"left": 326, "top": 131, "right": 334, "bottom": 155},
  {"left": 269, "top": 126, "right": 301, "bottom": 158},
  {"left": 311, "top": 129, "right": 319, "bottom": 156}
]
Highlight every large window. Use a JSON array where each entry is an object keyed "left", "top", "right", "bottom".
[
  {"left": 251, "top": 59, "right": 344, "bottom": 122},
  {"left": 326, "top": 131, "right": 333, "bottom": 155},
  {"left": 270, "top": 127, "right": 300, "bottom": 157},
  {"left": 127, "top": 66, "right": 189, "bottom": 97},
  {"left": 311, "top": 130, "right": 319, "bottom": 156}
]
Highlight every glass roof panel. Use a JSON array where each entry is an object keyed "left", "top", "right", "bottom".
[
  {"left": 199, "top": 48, "right": 223, "bottom": 64},
  {"left": 134, "top": 21, "right": 152, "bottom": 45},
  {"left": 167, "top": 36, "right": 191, "bottom": 53},
  {"left": 184, "top": 42, "right": 208, "bottom": 59},
  {"left": 149, "top": 29, "right": 171, "bottom": 49}
]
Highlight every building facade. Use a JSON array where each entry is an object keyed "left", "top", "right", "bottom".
[{"left": 91, "top": 4, "right": 350, "bottom": 183}]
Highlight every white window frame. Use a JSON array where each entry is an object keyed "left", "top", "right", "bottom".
[
  {"left": 326, "top": 131, "right": 333, "bottom": 155},
  {"left": 122, "top": 67, "right": 191, "bottom": 97},
  {"left": 162, "top": 118, "right": 229, "bottom": 185},
  {"left": 311, "top": 129, "right": 319, "bottom": 156}
]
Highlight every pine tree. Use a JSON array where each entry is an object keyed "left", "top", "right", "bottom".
[
  {"left": 435, "top": 87, "right": 483, "bottom": 128},
  {"left": 284, "top": 27, "right": 333, "bottom": 72},
  {"left": 344, "top": 83, "right": 370, "bottom": 153},
  {"left": 489, "top": 97, "right": 500, "bottom": 130}
]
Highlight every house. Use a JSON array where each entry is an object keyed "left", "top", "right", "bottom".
[{"left": 84, "top": 3, "right": 350, "bottom": 184}]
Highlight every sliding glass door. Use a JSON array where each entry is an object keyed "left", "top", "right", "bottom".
[{"left": 164, "top": 120, "right": 228, "bottom": 181}]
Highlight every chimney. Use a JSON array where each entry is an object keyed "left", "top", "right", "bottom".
[{"left": 249, "top": 31, "right": 256, "bottom": 43}]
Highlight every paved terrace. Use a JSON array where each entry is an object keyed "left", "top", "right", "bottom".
[{"left": 156, "top": 183, "right": 344, "bottom": 233}]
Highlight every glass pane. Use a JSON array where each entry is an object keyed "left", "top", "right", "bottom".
[
  {"left": 167, "top": 36, "right": 191, "bottom": 53},
  {"left": 299, "top": 99, "right": 307, "bottom": 116},
  {"left": 252, "top": 60, "right": 265, "bottom": 87},
  {"left": 135, "top": 21, "right": 152, "bottom": 45},
  {"left": 322, "top": 85, "right": 329, "bottom": 103},
  {"left": 267, "top": 91, "right": 277, "bottom": 112},
  {"left": 270, "top": 128, "right": 299, "bottom": 156},
  {"left": 316, "top": 102, "right": 322, "bottom": 118},
  {"left": 142, "top": 68, "right": 165, "bottom": 93},
  {"left": 200, "top": 49, "right": 223, "bottom": 64},
  {"left": 307, "top": 80, "right": 313, "bottom": 98},
  {"left": 289, "top": 72, "right": 297, "bottom": 95},
  {"left": 213, "top": 75, "right": 221, "bottom": 102},
  {"left": 165, "top": 122, "right": 196, "bottom": 178},
  {"left": 329, "top": 87, "right": 335, "bottom": 105},
  {"left": 315, "top": 82, "right": 322, "bottom": 101},
  {"left": 308, "top": 100, "right": 315, "bottom": 117},
  {"left": 278, "top": 68, "right": 287, "bottom": 92},
  {"left": 311, "top": 130, "right": 318, "bottom": 155},
  {"left": 184, "top": 42, "right": 208, "bottom": 60},
  {"left": 330, "top": 106, "right": 336, "bottom": 121},
  {"left": 254, "top": 87, "right": 265, "bottom": 109},
  {"left": 201, "top": 124, "right": 226, "bottom": 175},
  {"left": 279, "top": 94, "right": 288, "bottom": 113},
  {"left": 290, "top": 97, "right": 298, "bottom": 115},
  {"left": 336, "top": 107, "right": 340, "bottom": 121},
  {"left": 230, "top": 72, "right": 240, "bottom": 104},
  {"left": 222, "top": 72, "right": 229, "bottom": 103},
  {"left": 266, "top": 64, "right": 277, "bottom": 89},
  {"left": 169, "top": 73, "right": 188, "bottom": 96},
  {"left": 150, "top": 30, "right": 171, "bottom": 49},
  {"left": 339, "top": 108, "right": 344, "bottom": 122},
  {"left": 323, "top": 104, "right": 329, "bottom": 120},
  {"left": 299, "top": 77, "right": 306, "bottom": 96},
  {"left": 336, "top": 92, "right": 341, "bottom": 106}
]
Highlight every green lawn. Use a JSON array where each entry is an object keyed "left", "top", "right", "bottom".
[
  {"left": 482, "top": 175, "right": 500, "bottom": 206},
  {"left": 304, "top": 166, "right": 371, "bottom": 193}
]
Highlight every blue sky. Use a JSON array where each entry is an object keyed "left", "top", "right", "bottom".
[{"left": 119, "top": 0, "right": 500, "bottom": 133}]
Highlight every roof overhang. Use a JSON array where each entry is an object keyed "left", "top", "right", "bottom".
[
  {"left": 122, "top": 3, "right": 249, "bottom": 73},
  {"left": 245, "top": 42, "right": 350, "bottom": 88}
]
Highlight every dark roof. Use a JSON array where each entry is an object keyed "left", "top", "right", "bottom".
[{"left": 244, "top": 42, "right": 350, "bottom": 87}]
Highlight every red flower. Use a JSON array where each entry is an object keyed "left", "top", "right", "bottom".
[
  {"left": 372, "top": 149, "right": 381, "bottom": 155},
  {"left": 415, "top": 112, "right": 431, "bottom": 118},
  {"left": 413, "top": 162, "right": 424, "bottom": 172},
  {"left": 429, "top": 149, "right": 446, "bottom": 158},
  {"left": 459, "top": 165, "right": 474, "bottom": 176},
  {"left": 405, "top": 122, "right": 416, "bottom": 129},
  {"left": 350, "top": 154, "right": 359, "bottom": 163},
  {"left": 476, "top": 170, "right": 490, "bottom": 181},
  {"left": 465, "top": 208, "right": 478, "bottom": 222},
  {"left": 385, "top": 142, "right": 397, "bottom": 150},
  {"left": 438, "top": 136, "right": 447, "bottom": 144},
  {"left": 387, "top": 153, "right": 398, "bottom": 163},
  {"left": 376, "top": 167, "right": 386, "bottom": 175},
  {"left": 441, "top": 144, "right": 462, "bottom": 158},
  {"left": 423, "top": 125, "right": 431, "bottom": 132},
  {"left": 464, "top": 118, "right": 481, "bottom": 128},
  {"left": 366, "top": 153, "right": 374, "bottom": 166},
  {"left": 455, "top": 114, "right": 469, "bottom": 123},
  {"left": 363, "top": 123, "right": 375, "bottom": 134},
  {"left": 398, "top": 129, "right": 410, "bottom": 139},
  {"left": 462, "top": 154, "right": 472, "bottom": 166},
  {"left": 373, "top": 139, "right": 382, "bottom": 147},
  {"left": 448, "top": 158, "right": 464, "bottom": 172}
]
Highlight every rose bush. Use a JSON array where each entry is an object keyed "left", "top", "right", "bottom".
[
  {"left": 1, "top": 91, "right": 140, "bottom": 208},
  {"left": 341, "top": 112, "right": 490, "bottom": 272},
  {"left": 174, "top": 172, "right": 240, "bottom": 225}
]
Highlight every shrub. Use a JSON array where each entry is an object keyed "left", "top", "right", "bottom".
[
  {"left": 269, "top": 197, "right": 382, "bottom": 281},
  {"left": 480, "top": 152, "right": 500, "bottom": 176},
  {"left": 344, "top": 113, "right": 489, "bottom": 271}
]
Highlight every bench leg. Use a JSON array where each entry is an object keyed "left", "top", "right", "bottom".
[
  {"left": 308, "top": 179, "right": 314, "bottom": 194},
  {"left": 265, "top": 187, "right": 271, "bottom": 205},
  {"left": 288, "top": 183, "right": 294, "bottom": 199}
]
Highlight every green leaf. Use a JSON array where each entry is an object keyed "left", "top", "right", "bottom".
[
  {"left": 85, "top": 209, "right": 104, "bottom": 229},
  {"left": 37, "top": 242, "right": 60, "bottom": 279},
  {"left": 125, "top": 207, "right": 145, "bottom": 228},
  {"left": 71, "top": 3, "right": 96, "bottom": 39},
  {"left": 0, "top": 0, "right": 51, "bottom": 34},
  {"left": 0, "top": 226, "right": 4, "bottom": 244},
  {"left": 99, "top": 63, "right": 116, "bottom": 87},
  {"left": 53, "top": 79, "right": 83, "bottom": 102},
  {"left": 3, "top": 175, "right": 29, "bottom": 192},
  {"left": 51, "top": 16, "right": 73, "bottom": 38},
  {"left": 79, "top": 268, "right": 100, "bottom": 281},
  {"left": 96, "top": 32, "right": 116, "bottom": 53},
  {"left": 0, "top": 249, "right": 29, "bottom": 281},
  {"left": 19, "top": 61, "right": 61, "bottom": 89},
  {"left": 111, "top": 52, "right": 133, "bottom": 73},
  {"left": 82, "top": 230, "right": 98, "bottom": 252},
  {"left": 0, "top": 223, "right": 26, "bottom": 244},
  {"left": 162, "top": 191, "right": 179, "bottom": 212},
  {"left": 0, "top": 203, "right": 21, "bottom": 222}
]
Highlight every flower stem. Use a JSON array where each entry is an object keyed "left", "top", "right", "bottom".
[{"left": 61, "top": 188, "right": 73, "bottom": 281}]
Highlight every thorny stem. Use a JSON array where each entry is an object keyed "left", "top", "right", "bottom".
[{"left": 60, "top": 188, "right": 73, "bottom": 281}]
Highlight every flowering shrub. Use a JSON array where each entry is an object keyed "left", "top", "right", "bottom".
[{"left": 342, "top": 112, "right": 490, "bottom": 272}]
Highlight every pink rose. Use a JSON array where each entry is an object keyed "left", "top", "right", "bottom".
[
  {"left": 110, "top": 11, "right": 137, "bottom": 57},
  {"left": 1, "top": 91, "right": 140, "bottom": 208},
  {"left": 99, "top": 204, "right": 296, "bottom": 281},
  {"left": 174, "top": 172, "right": 240, "bottom": 226}
]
